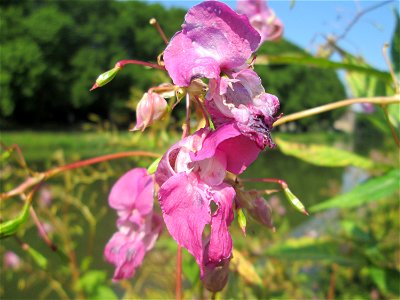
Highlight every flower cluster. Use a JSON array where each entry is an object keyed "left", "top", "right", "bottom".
[
  {"left": 104, "top": 168, "right": 162, "bottom": 280},
  {"left": 97, "top": 0, "right": 284, "bottom": 291}
]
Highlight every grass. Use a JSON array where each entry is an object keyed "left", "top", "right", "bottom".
[{"left": 1, "top": 130, "right": 176, "bottom": 162}]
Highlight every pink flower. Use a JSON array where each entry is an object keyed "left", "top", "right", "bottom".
[
  {"left": 206, "top": 68, "right": 280, "bottom": 148},
  {"left": 202, "top": 243, "right": 230, "bottom": 292},
  {"left": 163, "top": 1, "right": 260, "bottom": 87},
  {"left": 237, "top": 0, "right": 284, "bottom": 43},
  {"left": 155, "top": 125, "right": 261, "bottom": 275},
  {"left": 132, "top": 92, "right": 168, "bottom": 132},
  {"left": 104, "top": 168, "right": 162, "bottom": 280},
  {"left": 4, "top": 251, "right": 21, "bottom": 270},
  {"left": 163, "top": 1, "right": 280, "bottom": 148}
]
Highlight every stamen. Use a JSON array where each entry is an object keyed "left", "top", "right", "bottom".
[{"left": 149, "top": 18, "right": 169, "bottom": 45}]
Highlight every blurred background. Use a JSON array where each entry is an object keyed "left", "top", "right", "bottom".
[{"left": 1, "top": 0, "right": 399, "bottom": 299}]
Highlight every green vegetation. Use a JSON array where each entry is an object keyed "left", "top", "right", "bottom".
[{"left": 1, "top": 1, "right": 345, "bottom": 129}]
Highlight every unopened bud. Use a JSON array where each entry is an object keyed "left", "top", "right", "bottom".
[
  {"left": 248, "top": 197, "right": 274, "bottom": 229},
  {"left": 283, "top": 188, "right": 309, "bottom": 216},
  {"left": 202, "top": 259, "right": 230, "bottom": 292},
  {"left": 90, "top": 66, "right": 121, "bottom": 91},
  {"left": 132, "top": 92, "right": 168, "bottom": 131},
  {"left": 235, "top": 189, "right": 274, "bottom": 230},
  {"left": 237, "top": 208, "right": 247, "bottom": 236}
]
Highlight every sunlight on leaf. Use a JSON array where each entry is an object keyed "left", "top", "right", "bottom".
[
  {"left": 231, "top": 249, "right": 262, "bottom": 285},
  {"left": 310, "top": 169, "right": 400, "bottom": 212},
  {"left": 276, "top": 137, "right": 377, "bottom": 170}
]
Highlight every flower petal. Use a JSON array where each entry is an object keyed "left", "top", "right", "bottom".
[
  {"left": 108, "top": 168, "right": 154, "bottom": 218},
  {"left": 164, "top": 1, "right": 260, "bottom": 86},
  {"left": 191, "top": 123, "right": 261, "bottom": 174},
  {"left": 158, "top": 172, "right": 211, "bottom": 271},
  {"left": 208, "top": 183, "right": 235, "bottom": 263}
]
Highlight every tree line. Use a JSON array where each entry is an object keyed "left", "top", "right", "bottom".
[{"left": 0, "top": 0, "right": 345, "bottom": 130}]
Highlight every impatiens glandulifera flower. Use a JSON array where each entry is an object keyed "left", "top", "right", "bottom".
[
  {"left": 237, "top": 0, "right": 284, "bottom": 44},
  {"left": 132, "top": 91, "right": 168, "bottom": 132},
  {"left": 155, "top": 124, "right": 261, "bottom": 275},
  {"left": 163, "top": 1, "right": 260, "bottom": 87},
  {"left": 104, "top": 168, "right": 162, "bottom": 280},
  {"left": 206, "top": 68, "right": 280, "bottom": 148}
]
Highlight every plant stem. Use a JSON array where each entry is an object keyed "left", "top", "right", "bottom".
[
  {"left": 273, "top": 95, "right": 400, "bottom": 127},
  {"left": 239, "top": 177, "right": 288, "bottom": 189},
  {"left": 115, "top": 59, "right": 165, "bottom": 71},
  {"left": 30, "top": 206, "right": 57, "bottom": 251},
  {"left": 176, "top": 245, "right": 182, "bottom": 300},
  {"left": 149, "top": 18, "right": 169, "bottom": 45},
  {"left": 1, "top": 151, "right": 160, "bottom": 201},
  {"left": 381, "top": 104, "right": 400, "bottom": 147}
]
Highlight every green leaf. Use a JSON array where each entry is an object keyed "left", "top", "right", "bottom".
[
  {"left": 390, "top": 11, "right": 400, "bottom": 76},
  {"left": 340, "top": 221, "right": 373, "bottom": 244},
  {"left": 147, "top": 156, "right": 161, "bottom": 175},
  {"left": 310, "top": 169, "right": 400, "bottom": 212},
  {"left": 266, "top": 237, "right": 362, "bottom": 265},
  {"left": 77, "top": 270, "right": 117, "bottom": 299},
  {"left": 386, "top": 103, "right": 400, "bottom": 132},
  {"left": 26, "top": 246, "right": 48, "bottom": 269},
  {"left": 276, "top": 137, "right": 377, "bottom": 170},
  {"left": 342, "top": 53, "right": 390, "bottom": 98},
  {"left": 368, "top": 267, "right": 387, "bottom": 293},
  {"left": 0, "top": 201, "right": 31, "bottom": 239},
  {"left": 256, "top": 54, "right": 392, "bottom": 82}
]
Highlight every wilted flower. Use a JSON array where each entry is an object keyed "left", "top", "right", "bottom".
[
  {"left": 237, "top": 0, "right": 284, "bottom": 43},
  {"left": 206, "top": 67, "right": 280, "bottom": 148},
  {"left": 104, "top": 168, "right": 162, "bottom": 280},
  {"left": 132, "top": 92, "right": 168, "bottom": 132},
  {"left": 4, "top": 251, "right": 21, "bottom": 270}
]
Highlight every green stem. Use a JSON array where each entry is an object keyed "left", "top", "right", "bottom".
[
  {"left": 273, "top": 95, "right": 400, "bottom": 127},
  {"left": 381, "top": 104, "right": 400, "bottom": 148}
]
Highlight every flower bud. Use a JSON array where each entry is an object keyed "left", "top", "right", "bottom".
[
  {"left": 132, "top": 92, "right": 168, "bottom": 131},
  {"left": 283, "top": 188, "right": 309, "bottom": 216},
  {"left": 202, "top": 259, "right": 230, "bottom": 293},
  {"left": 90, "top": 66, "right": 121, "bottom": 91},
  {"left": 235, "top": 189, "right": 274, "bottom": 229}
]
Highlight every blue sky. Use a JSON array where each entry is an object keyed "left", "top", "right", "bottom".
[{"left": 146, "top": 0, "right": 398, "bottom": 71}]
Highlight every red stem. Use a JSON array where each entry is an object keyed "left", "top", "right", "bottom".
[
  {"left": 30, "top": 206, "right": 57, "bottom": 251},
  {"left": 239, "top": 177, "right": 288, "bottom": 189},
  {"left": 46, "top": 151, "right": 160, "bottom": 177},
  {"left": 1, "top": 151, "right": 160, "bottom": 201},
  {"left": 115, "top": 60, "right": 165, "bottom": 71}
]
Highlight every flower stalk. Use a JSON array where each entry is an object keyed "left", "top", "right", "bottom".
[{"left": 273, "top": 95, "right": 400, "bottom": 127}]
